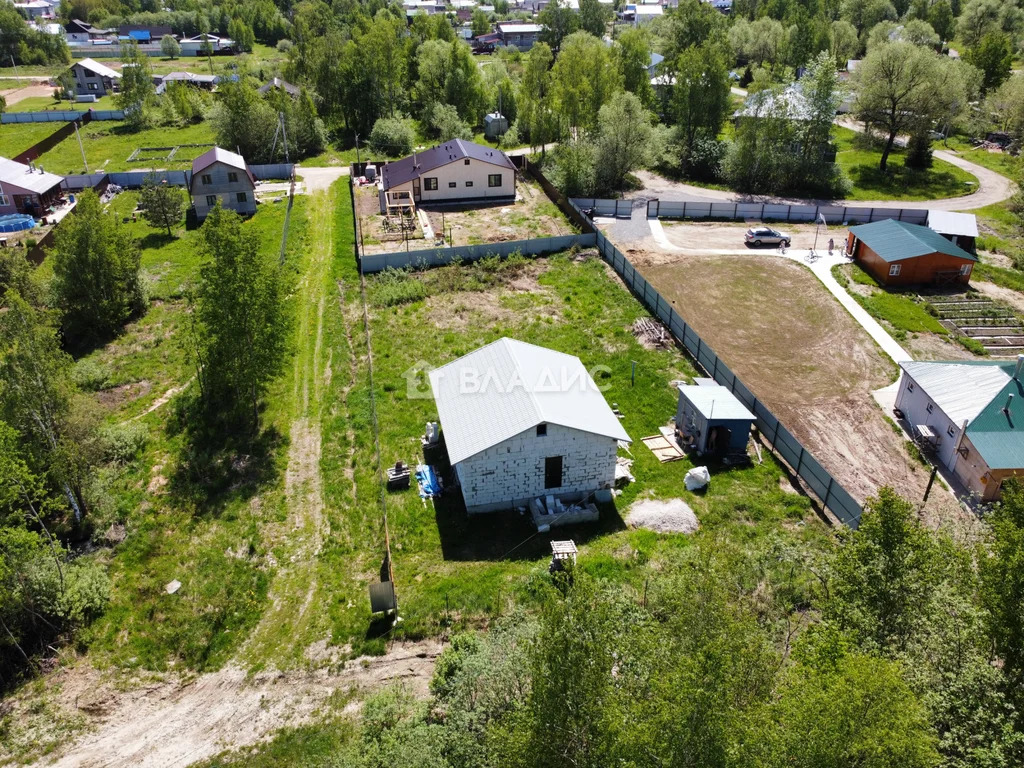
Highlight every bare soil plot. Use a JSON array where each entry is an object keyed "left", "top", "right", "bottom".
[
  {"left": 628, "top": 244, "right": 966, "bottom": 525},
  {"left": 354, "top": 176, "right": 572, "bottom": 255}
]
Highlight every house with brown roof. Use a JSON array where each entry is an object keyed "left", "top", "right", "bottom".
[
  {"left": 379, "top": 139, "right": 516, "bottom": 213},
  {"left": 189, "top": 147, "right": 255, "bottom": 221}
]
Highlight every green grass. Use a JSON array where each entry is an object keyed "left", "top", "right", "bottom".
[
  {"left": 74, "top": 195, "right": 309, "bottom": 671},
  {"left": 0, "top": 120, "right": 62, "bottom": 157},
  {"left": 319, "top": 243, "right": 832, "bottom": 655},
  {"left": 835, "top": 127, "right": 979, "bottom": 202},
  {"left": 973, "top": 202, "right": 1021, "bottom": 259},
  {"left": 6, "top": 95, "right": 119, "bottom": 112},
  {"left": 854, "top": 290, "right": 947, "bottom": 337},
  {"left": 974, "top": 262, "right": 1024, "bottom": 293},
  {"left": 31, "top": 119, "right": 217, "bottom": 174},
  {"left": 941, "top": 135, "right": 1021, "bottom": 179}
]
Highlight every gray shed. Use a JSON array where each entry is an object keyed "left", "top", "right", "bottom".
[
  {"left": 483, "top": 112, "right": 508, "bottom": 139},
  {"left": 676, "top": 380, "right": 755, "bottom": 458}
]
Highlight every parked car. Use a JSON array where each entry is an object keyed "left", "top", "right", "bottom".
[{"left": 745, "top": 226, "right": 790, "bottom": 247}]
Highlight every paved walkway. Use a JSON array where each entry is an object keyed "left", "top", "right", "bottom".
[{"left": 647, "top": 219, "right": 912, "bottom": 364}]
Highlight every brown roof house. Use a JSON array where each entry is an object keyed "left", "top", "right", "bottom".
[
  {"left": 379, "top": 139, "right": 516, "bottom": 213},
  {"left": 846, "top": 219, "right": 977, "bottom": 287},
  {"left": 189, "top": 147, "right": 256, "bottom": 222}
]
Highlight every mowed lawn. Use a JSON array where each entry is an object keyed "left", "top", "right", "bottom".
[
  {"left": 0, "top": 121, "right": 63, "bottom": 158},
  {"left": 835, "top": 126, "right": 979, "bottom": 202},
  {"left": 31, "top": 120, "right": 217, "bottom": 174}
]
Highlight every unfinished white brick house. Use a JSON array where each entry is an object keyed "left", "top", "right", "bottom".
[{"left": 429, "top": 338, "right": 631, "bottom": 514}]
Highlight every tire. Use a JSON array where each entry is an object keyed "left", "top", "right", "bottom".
[
  {"left": 753, "top": 239, "right": 761, "bottom": 246},
  {"left": 782, "top": 239, "right": 790, "bottom": 247}
]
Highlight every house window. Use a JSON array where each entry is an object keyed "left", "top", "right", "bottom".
[
  {"left": 424, "top": 177, "right": 438, "bottom": 191},
  {"left": 227, "top": 171, "right": 238, "bottom": 183},
  {"left": 465, "top": 181, "right": 473, "bottom": 187},
  {"left": 889, "top": 264, "right": 901, "bottom": 276},
  {"left": 544, "top": 455, "right": 563, "bottom": 489},
  {"left": 961, "top": 264, "right": 972, "bottom": 276},
  {"left": 947, "top": 425, "right": 955, "bottom": 438},
  {"left": 88, "top": 82, "right": 98, "bottom": 91},
  {"left": 536, "top": 424, "right": 547, "bottom": 437},
  {"left": 206, "top": 195, "right": 217, "bottom": 206},
  {"left": 464, "top": 159, "right": 470, "bottom": 165},
  {"left": 0, "top": 194, "right": 8, "bottom": 207},
  {"left": 236, "top": 192, "right": 247, "bottom": 203},
  {"left": 448, "top": 182, "right": 457, "bottom": 188},
  {"left": 488, "top": 174, "right": 502, "bottom": 187},
  {"left": 201, "top": 174, "right": 212, "bottom": 185},
  {"left": 908, "top": 382, "right": 914, "bottom": 392},
  {"left": 926, "top": 403, "right": 933, "bottom": 414}
]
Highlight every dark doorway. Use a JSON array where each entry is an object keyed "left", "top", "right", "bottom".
[
  {"left": 544, "top": 456, "right": 563, "bottom": 489},
  {"left": 412, "top": 178, "right": 421, "bottom": 202},
  {"left": 707, "top": 426, "right": 731, "bottom": 456}
]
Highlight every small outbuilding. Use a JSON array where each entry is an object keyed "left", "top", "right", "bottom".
[
  {"left": 846, "top": 219, "right": 977, "bottom": 287},
  {"left": 926, "top": 210, "right": 978, "bottom": 254},
  {"left": 189, "top": 147, "right": 256, "bottom": 221},
  {"left": 676, "top": 379, "right": 755, "bottom": 459},
  {"left": 379, "top": 139, "right": 516, "bottom": 212},
  {"left": 496, "top": 22, "right": 542, "bottom": 50},
  {"left": 0, "top": 157, "right": 64, "bottom": 217},
  {"left": 483, "top": 112, "right": 508, "bottom": 140},
  {"left": 429, "top": 338, "right": 631, "bottom": 514},
  {"left": 258, "top": 77, "right": 301, "bottom": 99}
]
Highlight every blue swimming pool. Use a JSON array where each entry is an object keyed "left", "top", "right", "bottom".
[{"left": 0, "top": 214, "right": 36, "bottom": 233}]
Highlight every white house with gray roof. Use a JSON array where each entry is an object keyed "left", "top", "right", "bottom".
[{"left": 429, "top": 338, "right": 631, "bottom": 514}]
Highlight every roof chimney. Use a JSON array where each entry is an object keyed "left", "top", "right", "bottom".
[
  {"left": 1015, "top": 354, "right": 1024, "bottom": 380},
  {"left": 1005, "top": 393, "right": 1015, "bottom": 414}
]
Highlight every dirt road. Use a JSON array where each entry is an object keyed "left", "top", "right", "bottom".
[
  {"left": 39, "top": 641, "right": 442, "bottom": 768},
  {"left": 0, "top": 83, "right": 56, "bottom": 105}
]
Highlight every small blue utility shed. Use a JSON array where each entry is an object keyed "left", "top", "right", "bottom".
[{"left": 676, "top": 379, "right": 756, "bottom": 458}]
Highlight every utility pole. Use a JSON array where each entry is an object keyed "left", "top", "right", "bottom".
[
  {"left": 355, "top": 134, "right": 360, "bottom": 166},
  {"left": 74, "top": 121, "right": 88, "bottom": 172},
  {"left": 9, "top": 55, "right": 19, "bottom": 81},
  {"left": 279, "top": 112, "right": 290, "bottom": 165}
]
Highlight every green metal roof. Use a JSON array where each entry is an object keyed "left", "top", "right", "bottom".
[
  {"left": 848, "top": 219, "right": 977, "bottom": 263},
  {"left": 966, "top": 370, "right": 1024, "bottom": 471}
]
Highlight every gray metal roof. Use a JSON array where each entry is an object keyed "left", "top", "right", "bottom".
[
  {"left": 381, "top": 139, "right": 515, "bottom": 191},
  {"left": 0, "top": 157, "right": 64, "bottom": 195},
  {"left": 429, "top": 338, "right": 632, "bottom": 465},
  {"left": 900, "top": 361, "right": 1011, "bottom": 425},
  {"left": 927, "top": 210, "right": 979, "bottom": 238},
  {"left": 677, "top": 383, "right": 755, "bottom": 422}
]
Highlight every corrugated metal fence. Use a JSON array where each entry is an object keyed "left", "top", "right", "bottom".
[
  {"left": 61, "top": 164, "right": 294, "bottom": 191},
  {"left": 573, "top": 197, "right": 930, "bottom": 226},
  {"left": 359, "top": 233, "right": 595, "bottom": 273},
  {"left": 1, "top": 110, "right": 125, "bottom": 123},
  {"left": 572, "top": 202, "right": 862, "bottom": 528}
]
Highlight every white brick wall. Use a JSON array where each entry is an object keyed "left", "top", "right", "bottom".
[{"left": 455, "top": 423, "right": 618, "bottom": 513}]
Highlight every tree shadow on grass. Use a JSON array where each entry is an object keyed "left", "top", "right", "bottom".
[
  {"left": 137, "top": 231, "right": 178, "bottom": 251},
  {"left": 164, "top": 392, "right": 284, "bottom": 518}
]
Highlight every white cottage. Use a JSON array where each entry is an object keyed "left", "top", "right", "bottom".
[{"left": 429, "top": 338, "right": 631, "bottom": 514}]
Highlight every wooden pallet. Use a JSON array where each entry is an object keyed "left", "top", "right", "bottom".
[{"left": 641, "top": 434, "right": 686, "bottom": 463}]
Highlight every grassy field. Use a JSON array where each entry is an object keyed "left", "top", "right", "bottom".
[
  {"left": 321, "top": 244, "right": 830, "bottom": 655},
  {"left": 28, "top": 119, "right": 217, "bottom": 174},
  {"left": 6, "top": 95, "right": 119, "bottom": 112},
  {"left": 941, "top": 135, "right": 1021, "bottom": 179},
  {"left": 0, "top": 120, "right": 61, "bottom": 157},
  {"left": 835, "top": 127, "right": 979, "bottom": 202},
  {"left": 854, "top": 290, "right": 947, "bottom": 338}
]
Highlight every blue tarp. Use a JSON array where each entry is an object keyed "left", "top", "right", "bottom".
[
  {"left": 128, "top": 30, "right": 151, "bottom": 41},
  {"left": 416, "top": 465, "right": 442, "bottom": 499}
]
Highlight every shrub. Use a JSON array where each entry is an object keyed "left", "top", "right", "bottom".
[
  {"left": 428, "top": 103, "right": 473, "bottom": 142},
  {"left": 957, "top": 335, "right": 989, "bottom": 356},
  {"left": 73, "top": 358, "right": 111, "bottom": 391},
  {"left": 99, "top": 421, "right": 149, "bottom": 463},
  {"left": 276, "top": 39, "right": 293, "bottom": 53},
  {"left": 368, "top": 267, "right": 428, "bottom": 307},
  {"left": 499, "top": 122, "right": 521, "bottom": 149},
  {"left": 59, "top": 559, "right": 111, "bottom": 625},
  {"left": 369, "top": 117, "right": 415, "bottom": 157}
]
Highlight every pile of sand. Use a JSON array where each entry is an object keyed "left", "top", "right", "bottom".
[{"left": 626, "top": 498, "right": 699, "bottom": 534}]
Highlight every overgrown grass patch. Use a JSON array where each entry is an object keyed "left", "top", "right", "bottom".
[
  {"left": 320, "top": 242, "right": 832, "bottom": 655},
  {"left": 854, "top": 290, "right": 947, "bottom": 337}
]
